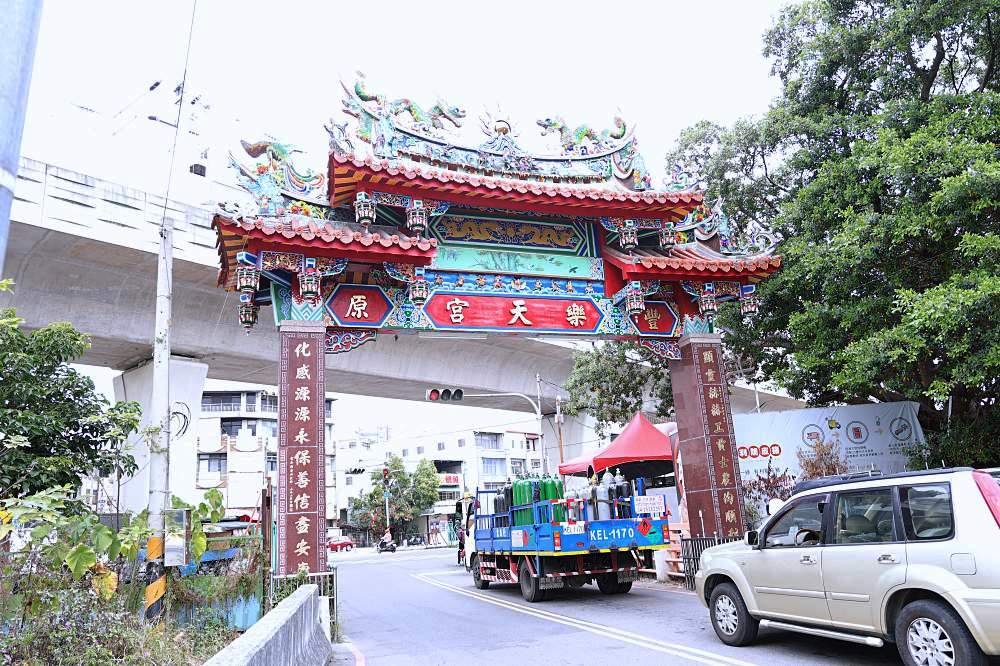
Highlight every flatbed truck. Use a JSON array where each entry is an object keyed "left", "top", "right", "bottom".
[{"left": 468, "top": 486, "right": 670, "bottom": 602}]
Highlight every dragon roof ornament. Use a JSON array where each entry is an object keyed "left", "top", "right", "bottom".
[
  {"left": 675, "top": 198, "right": 782, "bottom": 255},
  {"left": 223, "top": 138, "right": 333, "bottom": 220},
  {"left": 330, "top": 74, "right": 673, "bottom": 193}
]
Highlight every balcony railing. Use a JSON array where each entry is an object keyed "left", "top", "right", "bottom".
[{"left": 201, "top": 403, "right": 242, "bottom": 412}]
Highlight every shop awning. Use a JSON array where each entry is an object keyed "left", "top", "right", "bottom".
[{"left": 559, "top": 412, "right": 676, "bottom": 479}]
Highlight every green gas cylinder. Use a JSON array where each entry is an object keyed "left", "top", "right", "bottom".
[
  {"left": 553, "top": 477, "right": 565, "bottom": 523},
  {"left": 513, "top": 476, "right": 524, "bottom": 526}
]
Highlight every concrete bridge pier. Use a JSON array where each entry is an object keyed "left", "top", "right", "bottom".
[{"left": 106, "top": 356, "right": 209, "bottom": 513}]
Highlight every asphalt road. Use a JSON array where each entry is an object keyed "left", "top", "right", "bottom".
[{"left": 329, "top": 547, "right": 907, "bottom": 666}]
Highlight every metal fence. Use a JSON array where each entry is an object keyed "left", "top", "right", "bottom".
[
  {"left": 681, "top": 536, "right": 743, "bottom": 591},
  {"left": 269, "top": 568, "right": 338, "bottom": 638}
]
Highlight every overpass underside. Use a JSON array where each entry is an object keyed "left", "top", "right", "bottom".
[{"left": 2, "top": 220, "right": 577, "bottom": 413}]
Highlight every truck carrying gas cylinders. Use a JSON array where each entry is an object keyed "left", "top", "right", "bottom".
[{"left": 469, "top": 469, "right": 670, "bottom": 602}]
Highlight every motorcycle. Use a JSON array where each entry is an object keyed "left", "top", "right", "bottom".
[{"left": 377, "top": 540, "right": 396, "bottom": 553}]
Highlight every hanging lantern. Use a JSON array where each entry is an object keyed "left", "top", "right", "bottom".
[
  {"left": 625, "top": 281, "right": 644, "bottom": 315},
  {"left": 406, "top": 199, "right": 429, "bottom": 235},
  {"left": 235, "top": 265, "right": 260, "bottom": 294},
  {"left": 740, "top": 284, "right": 759, "bottom": 315},
  {"left": 658, "top": 222, "right": 676, "bottom": 251},
  {"left": 619, "top": 219, "right": 638, "bottom": 251},
  {"left": 699, "top": 282, "right": 718, "bottom": 319},
  {"left": 238, "top": 295, "right": 258, "bottom": 334},
  {"left": 409, "top": 279, "right": 429, "bottom": 305},
  {"left": 354, "top": 191, "right": 376, "bottom": 229},
  {"left": 298, "top": 270, "right": 321, "bottom": 300}
]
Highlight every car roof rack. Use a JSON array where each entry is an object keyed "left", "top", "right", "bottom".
[{"left": 790, "top": 467, "right": 974, "bottom": 495}]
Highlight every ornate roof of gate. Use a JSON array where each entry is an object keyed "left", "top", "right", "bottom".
[{"left": 325, "top": 74, "right": 705, "bottom": 219}]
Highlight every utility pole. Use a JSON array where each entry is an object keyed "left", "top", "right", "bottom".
[
  {"left": 555, "top": 395, "right": 565, "bottom": 467},
  {"left": 0, "top": 0, "right": 43, "bottom": 277},
  {"left": 144, "top": 0, "right": 198, "bottom": 622},
  {"left": 536, "top": 373, "right": 546, "bottom": 475}
]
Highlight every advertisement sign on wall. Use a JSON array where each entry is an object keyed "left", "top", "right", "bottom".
[{"left": 733, "top": 401, "right": 924, "bottom": 482}]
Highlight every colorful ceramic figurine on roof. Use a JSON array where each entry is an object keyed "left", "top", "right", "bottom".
[{"left": 211, "top": 75, "right": 782, "bottom": 356}]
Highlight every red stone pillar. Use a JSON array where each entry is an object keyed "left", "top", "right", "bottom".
[
  {"left": 669, "top": 333, "right": 745, "bottom": 538},
  {"left": 276, "top": 321, "right": 327, "bottom": 574}
]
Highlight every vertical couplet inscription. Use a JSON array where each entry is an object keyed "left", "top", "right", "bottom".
[
  {"left": 669, "top": 335, "right": 746, "bottom": 537},
  {"left": 277, "top": 327, "right": 327, "bottom": 574}
]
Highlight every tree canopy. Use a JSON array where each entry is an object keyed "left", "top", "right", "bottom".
[
  {"left": 348, "top": 455, "right": 441, "bottom": 534},
  {"left": 0, "top": 285, "right": 141, "bottom": 498},
  {"left": 566, "top": 0, "right": 999, "bottom": 465}
]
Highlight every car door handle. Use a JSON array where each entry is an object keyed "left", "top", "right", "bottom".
[
  {"left": 877, "top": 554, "right": 898, "bottom": 564},
  {"left": 800, "top": 555, "right": 816, "bottom": 565}
]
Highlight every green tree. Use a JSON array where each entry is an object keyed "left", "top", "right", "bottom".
[
  {"left": 0, "top": 288, "right": 141, "bottom": 497},
  {"left": 568, "top": 1, "right": 1000, "bottom": 465},
  {"left": 563, "top": 341, "right": 673, "bottom": 437},
  {"left": 349, "top": 455, "right": 442, "bottom": 534}
]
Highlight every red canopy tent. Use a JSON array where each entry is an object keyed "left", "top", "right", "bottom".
[{"left": 559, "top": 412, "right": 676, "bottom": 479}]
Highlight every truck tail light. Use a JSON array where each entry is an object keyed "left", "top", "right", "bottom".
[
  {"left": 661, "top": 524, "right": 670, "bottom": 543},
  {"left": 974, "top": 471, "right": 1000, "bottom": 528},
  {"left": 553, "top": 530, "right": 562, "bottom": 551}
]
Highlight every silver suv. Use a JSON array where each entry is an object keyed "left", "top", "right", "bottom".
[{"left": 695, "top": 468, "right": 1000, "bottom": 665}]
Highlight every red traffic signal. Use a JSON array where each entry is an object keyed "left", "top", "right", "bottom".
[
  {"left": 382, "top": 467, "right": 389, "bottom": 481},
  {"left": 424, "top": 387, "right": 464, "bottom": 402}
]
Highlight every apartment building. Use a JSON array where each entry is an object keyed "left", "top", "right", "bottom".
[
  {"left": 193, "top": 388, "right": 337, "bottom": 519},
  {"left": 336, "top": 427, "right": 542, "bottom": 540}
]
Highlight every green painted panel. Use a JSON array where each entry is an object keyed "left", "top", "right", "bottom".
[{"left": 431, "top": 246, "right": 604, "bottom": 279}]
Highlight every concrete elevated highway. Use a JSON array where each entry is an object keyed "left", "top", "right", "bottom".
[{"left": 2, "top": 157, "right": 579, "bottom": 413}]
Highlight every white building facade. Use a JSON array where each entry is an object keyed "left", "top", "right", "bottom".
[
  {"left": 85, "top": 384, "right": 337, "bottom": 522},
  {"left": 334, "top": 427, "right": 543, "bottom": 541}
]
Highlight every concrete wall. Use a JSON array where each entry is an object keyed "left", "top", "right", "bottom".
[{"left": 205, "top": 584, "right": 332, "bottom": 666}]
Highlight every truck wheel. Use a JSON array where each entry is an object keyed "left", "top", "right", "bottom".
[
  {"left": 518, "top": 559, "right": 544, "bottom": 603},
  {"left": 471, "top": 555, "right": 490, "bottom": 590},
  {"left": 895, "top": 599, "right": 986, "bottom": 666},
  {"left": 617, "top": 581, "right": 633, "bottom": 594},
  {"left": 596, "top": 573, "right": 620, "bottom": 594},
  {"left": 709, "top": 582, "right": 758, "bottom": 647}
]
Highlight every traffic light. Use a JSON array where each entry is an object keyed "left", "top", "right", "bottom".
[
  {"left": 424, "top": 387, "right": 464, "bottom": 402},
  {"left": 382, "top": 467, "right": 389, "bottom": 481}
]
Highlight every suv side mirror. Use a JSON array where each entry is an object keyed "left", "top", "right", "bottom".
[{"left": 745, "top": 530, "right": 759, "bottom": 548}]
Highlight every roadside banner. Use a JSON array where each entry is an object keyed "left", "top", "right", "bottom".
[{"left": 732, "top": 401, "right": 924, "bottom": 481}]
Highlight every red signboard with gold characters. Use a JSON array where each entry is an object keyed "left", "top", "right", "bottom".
[
  {"left": 276, "top": 325, "right": 327, "bottom": 575},
  {"left": 630, "top": 300, "right": 680, "bottom": 337},
  {"left": 423, "top": 292, "right": 603, "bottom": 333},
  {"left": 693, "top": 342, "right": 744, "bottom": 537}
]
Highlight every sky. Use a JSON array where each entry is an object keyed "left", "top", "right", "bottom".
[{"left": 21, "top": 0, "right": 790, "bottom": 441}]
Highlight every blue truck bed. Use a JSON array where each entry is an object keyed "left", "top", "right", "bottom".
[{"left": 473, "top": 489, "right": 670, "bottom": 556}]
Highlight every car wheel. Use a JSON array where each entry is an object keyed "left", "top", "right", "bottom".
[
  {"left": 709, "top": 582, "right": 759, "bottom": 647},
  {"left": 518, "top": 559, "right": 544, "bottom": 603},
  {"left": 895, "top": 599, "right": 986, "bottom": 666},
  {"left": 471, "top": 555, "right": 490, "bottom": 590},
  {"left": 596, "top": 573, "right": 620, "bottom": 594},
  {"left": 345, "top": 545, "right": 353, "bottom": 552}
]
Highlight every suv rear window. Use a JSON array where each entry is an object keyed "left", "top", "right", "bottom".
[{"left": 900, "top": 484, "right": 954, "bottom": 541}]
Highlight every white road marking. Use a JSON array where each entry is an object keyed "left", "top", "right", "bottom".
[
  {"left": 333, "top": 553, "right": 452, "bottom": 566},
  {"left": 421, "top": 569, "right": 469, "bottom": 576},
  {"left": 414, "top": 573, "right": 757, "bottom": 666}
]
